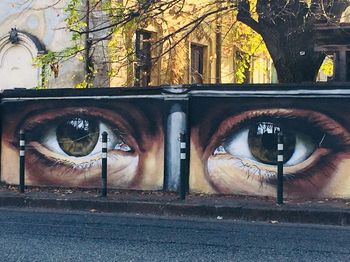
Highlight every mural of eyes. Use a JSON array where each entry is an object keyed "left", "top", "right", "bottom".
[
  {"left": 205, "top": 109, "right": 350, "bottom": 196},
  {"left": 218, "top": 121, "right": 317, "bottom": 167},
  {"left": 42, "top": 117, "right": 131, "bottom": 158},
  {"left": 19, "top": 107, "right": 140, "bottom": 187}
]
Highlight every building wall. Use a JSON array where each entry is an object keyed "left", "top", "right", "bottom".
[
  {"left": 0, "top": 0, "right": 275, "bottom": 89},
  {"left": 109, "top": 0, "right": 220, "bottom": 87},
  {"left": 0, "top": 0, "right": 85, "bottom": 89},
  {"left": 109, "top": 0, "right": 273, "bottom": 87}
]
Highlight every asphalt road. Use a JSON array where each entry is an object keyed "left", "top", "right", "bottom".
[{"left": 0, "top": 208, "right": 349, "bottom": 261}]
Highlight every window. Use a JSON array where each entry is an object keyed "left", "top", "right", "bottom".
[
  {"left": 191, "top": 44, "right": 205, "bottom": 84},
  {"left": 135, "top": 30, "right": 152, "bottom": 87}
]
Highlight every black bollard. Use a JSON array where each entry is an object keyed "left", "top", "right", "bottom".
[
  {"left": 179, "top": 133, "right": 187, "bottom": 200},
  {"left": 277, "top": 131, "right": 284, "bottom": 204},
  {"left": 101, "top": 131, "right": 108, "bottom": 197},
  {"left": 19, "top": 130, "right": 25, "bottom": 193}
]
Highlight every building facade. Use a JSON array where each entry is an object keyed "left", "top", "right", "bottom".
[
  {"left": 0, "top": 0, "right": 277, "bottom": 90},
  {"left": 0, "top": 0, "right": 86, "bottom": 89}
]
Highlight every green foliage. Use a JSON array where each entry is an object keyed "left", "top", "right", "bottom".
[
  {"left": 34, "top": 45, "right": 85, "bottom": 88},
  {"left": 319, "top": 56, "right": 334, "bottom": 77},
  {"left": 234, "top": 51, "right": 250, "bottom": 83},
  {"left": 33, "top": 51, "right": 56, "bottom": 89},
  {"left": 65, "top": 0, "right": 87, "bottom": 34},
  {"left": 34, "top": 0, "right": 88, "bottom": 88},
  {"left": 32, "top": 0, "right": 275, "bottom": 87},
  {"left": 222, "top": 6, "right": 270, "bottom": 83}
]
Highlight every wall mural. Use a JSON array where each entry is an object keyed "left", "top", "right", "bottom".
[
  {"left": 1, "top": 99, "right": 164, "bottom": 190},
  {"left": 190, "top": 97, "right": 350, "bottom": 199},
  {"left": 1, "top": 89, "right": 350, "bottom": 200}
]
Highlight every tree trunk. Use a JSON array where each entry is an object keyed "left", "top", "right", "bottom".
[
  {"left": 236, "top": 0, "right": 344, "bottom": 83},
  {"left": 260, "top": 27, "right": 325, "bottom": 83}
]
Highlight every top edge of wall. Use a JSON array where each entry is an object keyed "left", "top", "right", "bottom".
[{"left": 2, "top": 83, "right": 350, "bottom": 99}]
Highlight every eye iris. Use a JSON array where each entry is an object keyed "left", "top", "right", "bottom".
[
  {"left": 56, "top": 117, "right": 99, "bottom": 157},
  {"left": 248, "top": 122, "right": 296, "bottom": 165}
]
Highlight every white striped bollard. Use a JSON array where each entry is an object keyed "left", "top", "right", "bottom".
[
  {"left": 101, "top": 131, "right": 108, "bottom": 197},
  {"left": 179, "top": 133, "right": 186, "bottom": 200},
  {"left": 19, "top": 130, "right": 25, "bottom": 193},
  {"left": 277, "top": 131, "right": 284, "bottom": 204}
]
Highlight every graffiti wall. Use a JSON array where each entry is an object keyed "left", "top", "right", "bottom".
[
  {"left": 1, "top": 94, "right": 164, "bottom": 190},
  {"left": 189, "top": 94, "right": 350, "bottom": 199},
  {"left": 1, "top": 86, "right": 350, "bottom": 199}
]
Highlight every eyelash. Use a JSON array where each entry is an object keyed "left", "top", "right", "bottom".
[{"left": 213, "top": 113, "right": 343, "bottom": 152}]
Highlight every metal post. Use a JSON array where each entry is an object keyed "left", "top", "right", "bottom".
[
  {"left": 277, "top": 131, "right": 284, "bottom": 204},
  {"left": 101, "top": 131, "right": 108, "bottom": 197},
  {"left": 19, "top": 130, "right": 25, "bottom": 193},
  {"left": 179, "top": 133, "right": 187, "bottom": 200}
]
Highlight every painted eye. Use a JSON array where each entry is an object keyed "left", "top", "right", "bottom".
[
  {"left": 56, "top": 118, "right": 99, "bottom": 157},
  {"left": 15, "top": 107, "right": 145, "bottom": 188},
  {"left": 41, "top": 117, "right": 132, "bottom": 158},
  {"left": 205, "top": 109, "right": 350, "bottom": 197},
  {"left": 216, "top": 121, "right": 319, "bottom": 167}
]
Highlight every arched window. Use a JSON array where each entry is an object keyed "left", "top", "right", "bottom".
[{"left": 0, "top": 30, "right": 45, "bottom": 89}]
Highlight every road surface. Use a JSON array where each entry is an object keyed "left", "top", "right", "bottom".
[{"left": 0, "top": 208, "right": 348, "bottom": 261}]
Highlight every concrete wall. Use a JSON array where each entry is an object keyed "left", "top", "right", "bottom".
[
  {"left": 1, "top": 91, "right": 164, "bottom": 190},
  {"left": 189, "top": 94, "right": 350, "bottom": 199},
  {"left": 2, "top": 86, "right": 350, "bottom": 200}
]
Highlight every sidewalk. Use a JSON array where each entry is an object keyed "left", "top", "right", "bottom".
[{"left": 0, "top": 185, "right": 349, "bottom": 226}]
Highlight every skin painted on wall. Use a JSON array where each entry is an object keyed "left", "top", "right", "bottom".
[
  {"left": 190, "top": 97, "right": 350, "bottom": 199},
  {"left": 1, "top": 99, "right": 164, "bottom": 190}
]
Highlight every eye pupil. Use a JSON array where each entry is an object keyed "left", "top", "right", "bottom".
[
  {"left": 56, "top": 117, "right": 99, "bottom": 157},
  {"left": 248, "top": 122, "right": 296, "bottom": 165}
]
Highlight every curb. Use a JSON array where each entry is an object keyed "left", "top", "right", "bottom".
[{"left": 0, "top": 195, "right": 349, "bottom": 226}]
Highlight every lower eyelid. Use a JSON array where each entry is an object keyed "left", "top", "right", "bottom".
[
  {"left": 208, "top": 154, "right": 277, "bottom": 179},
  {"left": 25, "top": 144, "right": 140, "bottom": 185},
  {"left": 31, "top": 141, "right": 101, "bottom": 165},
  {"left": 208, "top": 147, "right": 331, "bottom": 183}
]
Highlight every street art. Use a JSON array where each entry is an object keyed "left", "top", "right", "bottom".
[
  {"left": 1, "top": 99, "right": 164, "bottom": 190},
  {"left": 2, "top": 88, "right": 350, "bottom": 200},
  {"left": 190, "top": 97, "right": 350, "bottom": 199}
]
